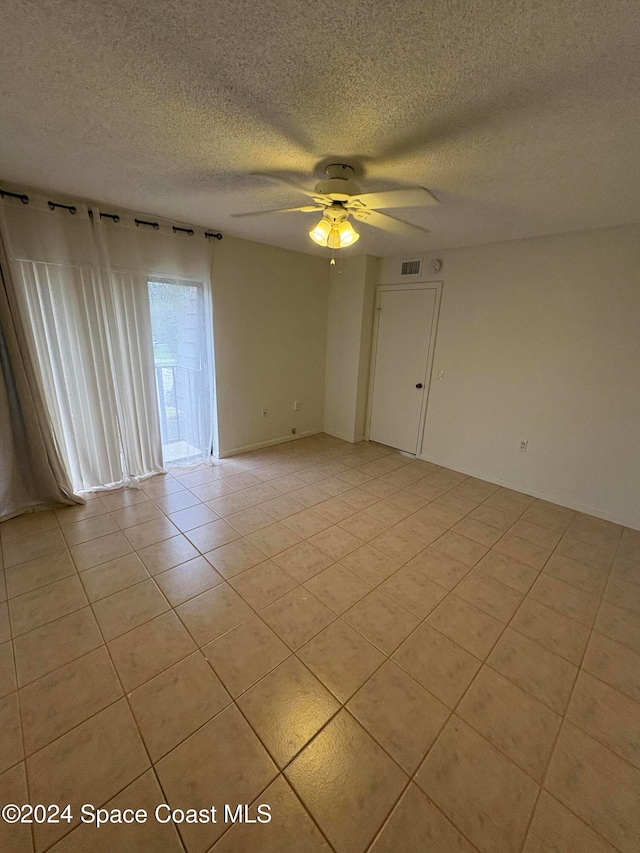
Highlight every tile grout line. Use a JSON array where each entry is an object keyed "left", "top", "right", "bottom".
[
  {"left": 195, "top": 457, "right": 475, "bottom": 849},
  {"left": 523, "top": 524, "right": 629, "bottom": 853},
  {"left": 357, "top": 492, "right": 628, "bottom": 850},
  {"left": 353, "top": 526, "right": 526, "bottom": 853},
  {"left": 402, "top": 528, "right": 547, "bottom": 852},
  {"left": 1, "top": 482, "right": 628, "bottom": 683},
  {"left": 434, "top": 515, "right": 629, "bottom": 853},
  {"left": 9, "top": 501, "right": 180, "bottom": 851},
  {"left": 0, "top": 467, "right": 597, "bottom": 704},
  {"left": 227, "top": 689, "right": 343, "bottom": 853},
  {"left": 104, "top": 470, "right": 347, "bottom": 853},
  {"left": 172, "top": 443, "right": 407, "bottom": 851},
  {"left": 267, "top": 482, "right": 538, "bottom": 851},
  {"left": 12, "top": 545, "right": 634, "bottom": 848},
  {"left": 2, "top": 438, "right": 638, "bottom": 853},
  {"left": 4, "top": 521, "right": 87, "bottom": 853},
  {"left": 74, "top": 568, "right": 188, "bottom": 853},
  {"left": 514, "top": 561, "right": 597, "bottom": 852},
  {"left": 29, "top": 544, "right": 187, "bottom": 853},
  {"left": 12, "top": 621, "right": 35, "bottom": 852}
]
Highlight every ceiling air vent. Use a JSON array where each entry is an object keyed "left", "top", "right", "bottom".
[{"left": 401, "top": 259, "right": 422, "bottom": 276}]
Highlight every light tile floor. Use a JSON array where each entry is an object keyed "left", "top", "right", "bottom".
[{"left": 1, "top": 433, "right": 639, "bottom": 852}]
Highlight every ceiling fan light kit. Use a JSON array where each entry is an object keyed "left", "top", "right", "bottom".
[
  {"left": 309, "top": 217, "right": 332, "bottom": 246},
  {"left": 337, "top": 219, "right": 359, "bottom": 246},
  {"left": 234, "top": 163, "right": 437, "bottom": 253},
  {"left": 309, "top": 208, "right": 361, "bottom": 249}
]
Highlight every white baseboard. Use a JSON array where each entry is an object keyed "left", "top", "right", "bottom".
[
  {"left": 323, "top": 429, "right": 365, "bottom": 444},
  {"left": 419, "top": 453, "right": 640, "bottom": 531},
  {"left": 218, "top": 429, "right": 323, "bottom": 458}
]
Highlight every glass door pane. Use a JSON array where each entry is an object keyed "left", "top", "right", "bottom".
[{"left": 147, "top": 278, "right": 212, "bottom": 464}]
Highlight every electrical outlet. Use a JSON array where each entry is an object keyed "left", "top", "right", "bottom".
[
  {"left": 294, "top": 401, "right": 301, "bottom": 411},
  {"left": 437, "top": 369, "right": 445, "bottom": 381},
  {"left": 519, "top": 439, "right": 528, "bottom": 452},
  {"left": 262, "top": 408, "right": 267, "bottom": 418}
]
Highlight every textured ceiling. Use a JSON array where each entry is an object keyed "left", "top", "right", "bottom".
[{"left": 2, "top": 0, "right": 640, "bottom": 256}]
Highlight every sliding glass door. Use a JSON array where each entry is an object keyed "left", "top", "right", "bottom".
[
  {"left": 1, "top": 197, "right": 217, "bottom": 491},
  {"left": 148, "top": 277, "right": 213, "bottom": 464}
]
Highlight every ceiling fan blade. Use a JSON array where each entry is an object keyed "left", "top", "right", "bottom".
[
  {"left": 252, "top": 172, "right": 318, "bottom": 199},
  {"left": 354, "top": 210, "right": 429, "bottom": 237},
  {"left": 232, "top": 205, "right": 325, "bottom": 218},
  {"left": 347, "top": 187, "right": 438, "bottom": 210}
]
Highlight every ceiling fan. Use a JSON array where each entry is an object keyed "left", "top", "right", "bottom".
[{"left": 232, "top": 164, "right": 438, "bottom": 250}]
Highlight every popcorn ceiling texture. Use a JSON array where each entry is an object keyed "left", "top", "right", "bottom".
[{"left": 1, "top": 0, "right": 639, "bottom": 255}]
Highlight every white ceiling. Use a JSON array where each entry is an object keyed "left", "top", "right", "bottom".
[{"left": 2, "top": 0, "right": 640, "bottom": 257}]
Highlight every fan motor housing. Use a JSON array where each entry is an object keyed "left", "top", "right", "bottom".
[{"left": 314, "top": 163, "right": 361, "bottom": 199}]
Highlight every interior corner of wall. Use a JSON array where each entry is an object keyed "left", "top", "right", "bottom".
[
  {"left": 323, "top": 427, "right": 360, "bottom": 443},
  {"left": 364, "top": 254, "right": 382, "bottom": 277}
]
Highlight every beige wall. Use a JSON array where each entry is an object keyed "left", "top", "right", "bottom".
[
  {"left": 379, "top": 224, "right": 640, "bottom": 528},
  {"left": 211, "top": 236, "right": 329, "bottom": 456},
  {"left": 212, "top": 224, "right": 640, "bottom": 528}
]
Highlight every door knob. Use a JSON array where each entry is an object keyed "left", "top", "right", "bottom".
[{"left": 416, "top": 383, "right": 423, "bottom": 388}]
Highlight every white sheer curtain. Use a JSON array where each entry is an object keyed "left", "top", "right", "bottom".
[
  {"left": 0, "top": 229, "right": 81, "bottom": 520},
  {"left": 108, "top": 270, "right": 165, "bottom": 476},
  {"left": 14, "top": 259, "right": 124, "bottom": 488},
  {"left": 0, "top": 194, "right": 216, "bottom": 492}
]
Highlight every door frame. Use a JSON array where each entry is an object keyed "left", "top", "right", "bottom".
[{"left": 365, "top": 281, "right": 443, "bottom": 456}]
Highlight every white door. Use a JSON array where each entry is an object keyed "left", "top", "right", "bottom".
[{"left": 369, "top": 286, "right": 438, "bottom": 453}]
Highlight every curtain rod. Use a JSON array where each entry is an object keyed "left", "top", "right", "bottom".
[
  {"left": 0, "top": 187, "right": 223, "bottom": 240},
  {"left": 0, "top": 189, "right": 28, "bottom": 204},
  {"left": 48, "top": 201, "right": 77, "bottom": 214}
]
